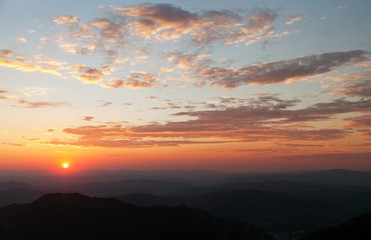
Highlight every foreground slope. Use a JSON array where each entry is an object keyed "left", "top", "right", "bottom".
[
  {"left": 0, "top": 193, "right": 274, "bottom": 240},
  {"left": 301, "top": 214, "right": 371, "bottom": 240}
]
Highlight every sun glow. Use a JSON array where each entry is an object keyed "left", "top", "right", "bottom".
[{"left": 62, "top": 162, "right": 70, "bottom": 169}]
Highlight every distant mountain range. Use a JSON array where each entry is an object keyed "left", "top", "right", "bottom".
[
  {"left": 118, "top": 189, "right": 350, "bottom": 233},
  {"left": 2, "top": 169, "right": 371, "bottom": 188},
  {"left": 0, "top": 169, "right": 371, "bottom": 237},
  {"left": 0, "top": 193, "right": 274, "bottom": 240}
]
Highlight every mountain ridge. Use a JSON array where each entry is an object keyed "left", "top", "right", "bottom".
[{"left": 0, "top": 192, "right": 275, "bottom": 240}]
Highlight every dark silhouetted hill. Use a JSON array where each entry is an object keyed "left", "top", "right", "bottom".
[
  {"left": 301, "top": 213, "right": 371, "bottom": 240},
  {"left": 118, "top": 189, "right": 350, "bottom": 234},
  {"left": 118, "top": 192, "right": 192, "bottom": 207},
  {"left": 0, "top": 193, "right": 275, "bottom": 240},
  {"left": 191, "top": 190, "right": 349, "bottom": 233}
]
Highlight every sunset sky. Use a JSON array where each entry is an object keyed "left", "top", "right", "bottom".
[{"left": 1, "top": 0, "right": 370, "bottom": 173}]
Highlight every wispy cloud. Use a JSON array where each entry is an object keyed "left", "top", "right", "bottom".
[
  {"left": 99, "top": 100, "right": 112, "bottom": 107},
  {"left": 1, "top": 142, "right": 25, "bottom": 147},
  {"left": 44, "top": 95, "right": 371, "bottom": 148},
  {"left": 83, "top": 116, "right": 94, "bottom": 121},
  {"left": 285, "top": 14, "right": 308, "bottom": 24},
  {"left": 348, "top": 115, "right": 371, "bottom": 127},
  {"left": 0, "top": 89, "right": 8, "bottom": 100},
  {"left": 193, "top": 50, "right": 370, "bottom": 88},
  {"left": 102, "top": 71, "right": 157, "bottom": 89},
  {"left": 18, "top": 87, "right": 50, "bottom": 97},
  {"left": 0, "top": 49, "right": 63, "bottom": 76},
  {"left": 324, "top": 70, "right": 371, "bottom": 97},
  {"left": 15, "top": 37, "right": 28, "bottom": 43},
  {"left": 16, "top": 99, "right": 69, "bottom": 108}
]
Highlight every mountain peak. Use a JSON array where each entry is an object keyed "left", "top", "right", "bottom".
[{"left": 33, "top": 192, "right": 90, "bottom": 204}]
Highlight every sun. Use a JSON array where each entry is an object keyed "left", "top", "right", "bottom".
[{"left": 62, "top": 162, "right": 70, "bottom": 169}]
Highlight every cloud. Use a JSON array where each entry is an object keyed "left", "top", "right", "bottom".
[
  {"left": 47, "top": 138, "right": 222, "bottom": 148},
  {"left": 102, "top": 72, "right": 156, "bottom": 89},
  {"left": 348, "top": 115, "right": 371, "bottom": 127},
  {"left": 99, "top": 100, "right": 112, "bottom": 107},
  {"left": 70, "top": 64, "right": 111, "bottom": 83},
  {"left": 83, "top": 116, "right": 94, "bottom": 121},
  {"left": 336, "top": 81, "right": 371, "bottom": 98},
  {"left": 281, "top": 143, "right": 323, "bottom": 147},
  {"left": 50, "top": 4, "right": 281, "bottom": 60},
  {"left": 53, "top": 15, "right": 79, "bottom": 25},
  {"left": 198, "top": 50, "right": 370, "bottom": 88},
  {"left": 0, "top": 89, "right": 8, "bottom": 100},
  {"left": 1, "top": 142, "right": 25, "bottom": 147},
  {"left": 325, "top": 70, "right": 371, "bottom": 97},
  {"left": 113, "top": 4, "right": 278, "bottom": 44},
  {"left": 285, "top": 14, "right": 308, "bottom": 24},
  {"left": 0, "top": 49, "right": 62, "bottom": 76},
  {"left": 15, "top": 37, "right": 27, "bottom": 43},
  {"left": 43, "top": 95, "right": 371, "bottom": 148},
  {"left": 90, "top": 18, "right": 114, "bottom": 28},
  {"left": 337, "top": 5, "right": 347, "bottom": 9},
  {"left": 293, "top": 98, "right": 371, "bottom": 121},
  {"left": 347, "top": 115, "right": 371, "bottom": 138},
  {"left": 19, "top": 87, "right": 50, "bottom": 96},
  {"left": 52, "top": 16, "right": 98, "bottom": 55},
  {"left": 16, "top": 99, "right": 69, "bottom": 108}
]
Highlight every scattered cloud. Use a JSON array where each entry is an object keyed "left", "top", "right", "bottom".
[
  {"left": 16, "top": 99, "right": 69, "bottom": 108},
  {"left": 18, "top": 87, "right": 50, "bottom": 96},
  {"left": 0, "top": 49, "right": 62, "bottom": 76},
  {"left": 0, "top": 89, "right": 8, "bottom": 99},
  {"left": 83, "top": 116, "right": 94, "bottom": 121},
  {"left": 53, "top": 15, "right": 79, "bottom": 25},
  {"left": 15, "top": 37, "right": 28, "bottom": 43},
  {"left": 48, "top": 3, "right": 282, "bottom": 65},
  {"left": 102, "top": 72, "right": 157, "bottom": 89},
  {"left": 337, "top": 5, "right": 347, "bottom": 9},
  {"left": 99, "top": 100, "right": 112, "bottom": 107},
  {"left": 69, "top": 64, "right": 112, "bottom": 83},
  {"left": 285, "top": 14, "right": 308, "bottom": 24},
  {"left": 112, "top": 4, "right": 278, "bottom": 45}
]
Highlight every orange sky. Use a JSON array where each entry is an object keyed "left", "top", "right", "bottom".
[{"left": 1, "top": 0, "right": 371, "bottom": 173}]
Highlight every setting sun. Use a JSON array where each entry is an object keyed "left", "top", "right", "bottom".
[{"left": 62, "top": 163, "right": 70, "bottom": 169}]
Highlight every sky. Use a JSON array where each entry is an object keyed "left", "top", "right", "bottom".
[{"left": 0, "top": 0, "right": 371, "bottom": 173}]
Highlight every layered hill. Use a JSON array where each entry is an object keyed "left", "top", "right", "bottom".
[{"left": 0, "top": 193, "right": 274, "bottom": 240}]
